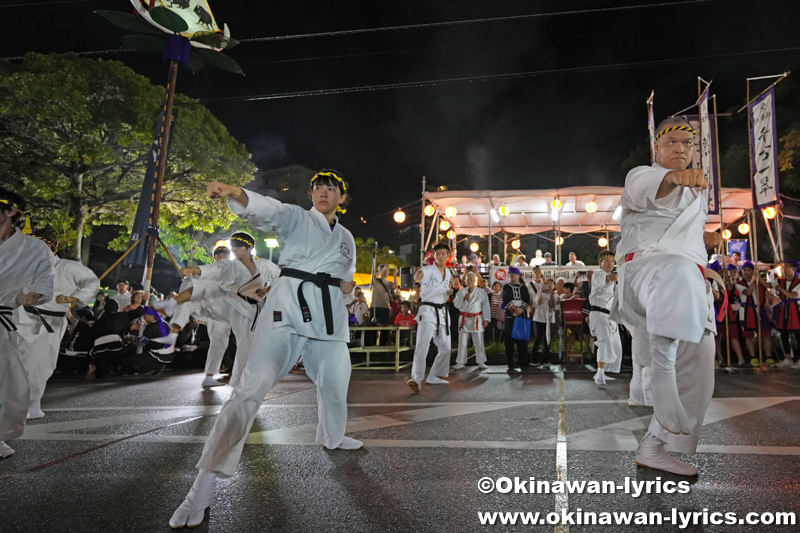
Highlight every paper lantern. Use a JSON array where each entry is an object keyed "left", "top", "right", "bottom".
[
  {"left": 738, "top": 223, "right": 750, "bottom": 235},
  {"left": 499, "top": 205, "right": 510, "bottom": 217},
  {"left": 721, "top": 229, "right": 731, "bottom": 240},
  {"left": 598, "top": 237, "right": 608, "bottom": 247},
  {"left": 393, "top": 210, "right": 406, "bottom": 224},
  {"left": 555, "top": 236, "right": 564, "bottom": 245},
  {"left": 445, "top": 206, "right": 458, "bottom": 218},
  {"left": 446, "top": 229, "right": 456, "bottom": 239},
  {"left": 439, "top": 220, "right": 450, "bottom": 231},
  {"left": 551, "top": 198, "right": 562, "bottom": 211},
  {"left": 424, "top": 204, "right": 435, "bottom": 217},
  {"left": 764, "top": 206, "right": 777, "bottom": 219},
  {"left": 586, "top": 201, "right": 598, "bottom": 214},
  {"left": 469, "top": 242, "right": 479, "bottom": 252},
  {"left": 511, "top": 239, "right": 521, "bottom": 250}
]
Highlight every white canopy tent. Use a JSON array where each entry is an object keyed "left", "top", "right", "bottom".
[{"left": 421, "top": 186, "right": 754, "bottom": 264}]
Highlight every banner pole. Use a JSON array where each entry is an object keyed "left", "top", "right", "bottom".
[
  {"left": 751, "top": 210, "right": 764, "bottom": 369},
  {"left": 737, "top": 72, "right": 790, "bottom": 113},
  {"left": 420, "top": 176, "right": 426, "bottom": 267},
  {"left": 98, "top": 238, "right": 144, "bottom": 282}
]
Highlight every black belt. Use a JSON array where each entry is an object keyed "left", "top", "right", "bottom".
[
  {"left": 23, "top": 305, "right": 66, "bottom": 333},
  {"left": 280, "top": 268, "right": 345, "bottom": 335},
  {"left": 589, "top": 305, "right": 610, "bottom": 315},
  {"left": 0, "top": 306, "right": 16, "bottom": 332},
  {"left": 421, "top": 301, "right": 450, "bottom": 332},
  {"left": 237, "top": 293, "right": 261, "bottom": 332}
]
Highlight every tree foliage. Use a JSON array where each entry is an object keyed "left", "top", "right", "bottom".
[
  {"left": 0, "top": 53, "right": 255, "bottom": 262},
  {"left": 354, "top": 237, "right": 407, "bottom": 273}
]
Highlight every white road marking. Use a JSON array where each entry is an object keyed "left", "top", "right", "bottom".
[{"left": 555, "top": 367, "right": 569, "bottom": 533}]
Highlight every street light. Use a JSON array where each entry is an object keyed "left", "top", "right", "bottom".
[
  {"left": 265, "top": 238, "right": 279, "bottom": 261},
  {"left": 393, "top": 209, "right": 406, "bottom": 224}
]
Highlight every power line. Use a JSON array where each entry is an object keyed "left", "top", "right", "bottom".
[
  {"left": 238, "top": 0, "right": 712, "bottom": 43},
  {"left": 0, "top": 0, "right": 99, "bottom": 8},
  {"left": 202, "top": 45, "right": 800, "bottom": 104}
]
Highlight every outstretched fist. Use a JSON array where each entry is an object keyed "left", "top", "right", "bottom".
[
  {"left": 207, "top": 181, "right": 238, "bottom": 199},
  {"left": 667, "top": 168, "right": 707, "bottom": 190}
]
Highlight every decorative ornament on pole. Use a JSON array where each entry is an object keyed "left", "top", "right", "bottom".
[
  {"left": 722, "top": 229, "right": 732, "bottom": 240},
  {"left": 445, "top": 206, "right": 458, "bottom": 218},
  {"left": 764, "top": 206, "right": 777, "bottom": 219},
  {"left": 511, "top": 238, "right": 521, "bottom": 250},
  {"left": 586, "top": 201, "right": 598, "bottom": 214},
  {"left": 499, "top": 205, "right": 510, "bottom": 217},
  {"left": 424, "top": 204, "right": 435, "bottom": 217},
  {"left": 469, "top": 242, "right": 479, "bottom": 253},
  {"left": 439, "top": 220, "right": 450, "bottom": 231},
  {"left": 598, "top": 237, "right": 608, "bottom": 248},
  {"left": 393, "top": 209, "right": 406, "bottom": 224},
  {"left": 738, "top": 222, "right": 750, "bottom": 235}
]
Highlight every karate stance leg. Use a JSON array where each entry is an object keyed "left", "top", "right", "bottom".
[
  {"left": 0, "top": 332, "right": 29, "bottom": 457},
  {"left": 409, "top": 319, "right": 436, "bottom": 386},
  {"left": 428, "top": 325, "right": 452, "bottom": 382},
  {"left": 17, "top": 317, "right": 66, "bottom": 418},
  {"left": 648, "top": 333, "right": 691, "bottom": 435},
  {"left": 455, "top": 331, "right": 469, "bottom": 367},
  {"left": 629, "top": 328, "right": 652, "bottom": 407},
  {"left": 303, "top": 340, "right": 359, "bottom": 449},
  {"left": 202, "top": 321, "right": 231, "bottom": 387},
  {"left": 472, "top": 331, "right": 487, "bottom": 366}
]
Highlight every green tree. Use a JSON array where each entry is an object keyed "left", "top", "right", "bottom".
[
  {"left": 354, "top": 237, "right": 407, "bottom": 273},
  {"left": 0, "top": 53, "right": 255, "bottom": 262}
]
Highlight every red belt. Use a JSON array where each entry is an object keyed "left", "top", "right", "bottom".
[{"left": 460, "top": 311, "right": 482, "bottom": 330}]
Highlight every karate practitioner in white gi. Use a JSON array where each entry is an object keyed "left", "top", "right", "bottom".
[
  {"left": 611, "top": 117, "right": 719, "bottom": 476},
  {"left": 15, "top": 228, "right": 100, "bottom": 419},
  {"left": 0, "top": 189, "right": 54, "bottom": 459},
  {"left": 453, "top": 271, "right": 491, "bottom": 369},
  {"left": 407, "top": 242, "right": 454, "bottom": 392},
  {"left": 169, "top": 170, "right": 361, "bottom": 529},
  {"left": 155, "top": 232, "right": 280, "bottom": 388},
  {"left": 199, "top": 246, "right": 233, "bottom": 387},
  {"left": 588, "top": 250, "right": 622, "bottom": 385}
]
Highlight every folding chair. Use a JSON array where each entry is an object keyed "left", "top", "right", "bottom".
[{"left": 561, "top": 299, "right": 587, "bottom": 366}]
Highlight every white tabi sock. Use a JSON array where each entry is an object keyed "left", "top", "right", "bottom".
[
  {"left": 635, "top": 432, "right": 698, "bottom": 476},
  {"left": 151, "top": 332, "right": 178, "bottom": 345},
  {"left": 594, "top": 367, "right": 606, "bottom": 385},
  {"left": 0, "top": 441, "right": 15, "bottom": 459},
  {"left": 649, "top": 334, "right": 692, "bottom": 435},
  {"left": 169, "top": 469, "right": 217, "bottom": 529},
  {"left": 322, "top": 436, "right": 364, "bottom": 450},
  {"left": 425, "top": 376, "right": 449, "bottom": 384},
  {"left": 27, "top": 399, "right": 45, "bottom": 420},
  {"left": 153, "top": 297, "right": 178, "bottom": 317}
]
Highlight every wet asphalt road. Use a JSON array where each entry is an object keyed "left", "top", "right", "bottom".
[{"left": 1, "top": 364, "right": 799, "bottom": 532}]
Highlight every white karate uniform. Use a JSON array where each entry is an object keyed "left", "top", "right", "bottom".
[
  {"left": 588, "top": 270, "right": 622, "bottom": 373},
  {"left": 195, "top": 190, "right": 356, "bottom": 477},
  {"left": 453, "top": 287, "right": 491, "bottom": 366},
  {"left": 204, "top": 319, "right": 231, "bottom": 376},
  {"left": 629, "top": 328, "right": 653, "bottom": 406},
  {"left": 410, "top": 265, "right": 452, "bottom": 383},
  {"left": 15, "top": 257, "right": 99, "bottom": 403},
  {"left": 611, "top": 163, "right": 715, "bottom": 453},
  {"left": 183, "top": 257, "right": 281, "bottom": 387},
  {"left": 0, "top": 229, "right": 53, "bottom": 441}
]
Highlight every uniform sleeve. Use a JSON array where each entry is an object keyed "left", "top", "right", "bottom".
[
  {"left": 68, "top": 262, "right": 101, "bottom": 307},
  {"left": 226, "top": 189, "right": 305, "bottom": 240},
  {"left": 27, "top": 241, "right": 55, "bottom": 304},
  {"left": 198, "top": 258, "right": 234, "bottom": 282},
  {"left": 480, "top": 290, "right": 492, "bottom": 322},
  {"left": 257, "top": 259, "right": 282, "bottom": 283},
  {"left": 622, "top": 165, "right": 681, "bottom": 212},
  {"left": 453, "top": 289, "right": 466, "bottom": 310}
]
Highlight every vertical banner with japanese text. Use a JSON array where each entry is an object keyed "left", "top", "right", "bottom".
[
  {"left": 748, "top": 86, "right": 780, "bottom": 208},
  {"left": 699, "top": 88, "right": 720, "bottom": 215}
]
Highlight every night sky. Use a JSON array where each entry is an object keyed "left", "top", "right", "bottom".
[{"left": 2, "top": 0, "right": 799, "bottom": 242}]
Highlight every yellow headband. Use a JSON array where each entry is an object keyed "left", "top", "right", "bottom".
[
  {"left": 230, "top": 235, "right": 254, "bottom": 247},
  {"left": 311, "top": 171, "right": 347, "bottom": 192},
  {"left": 655, "top": 125, "right": 696, "bottom": 140},
  {"left": 34, "top": 234, "right": 58, "bottom": 251}
]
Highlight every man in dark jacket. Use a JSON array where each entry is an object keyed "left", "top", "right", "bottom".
[
  {"left": 502, "top": 266, "right": 531, "bottom": 371},
  {"left": 173, "top": 316, "right": 210, "bottom": 369}
]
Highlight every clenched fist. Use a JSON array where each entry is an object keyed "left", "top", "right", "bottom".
[
  {"left": 703, "top": 231, "right": 723, "bottom": 250},
  {"left": 207, "top": 181, "right": 242, "bottom": 200},
  {"left": 666, "top": 168, "right": 707, "bottom": 190}
]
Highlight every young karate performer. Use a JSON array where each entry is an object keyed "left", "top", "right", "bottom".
[
  {"left": 200, "top": 245, "right": 233, "bottom": 387},
  {"left": 0, "top": 188, "right": 54, "bottom": 459},
  {"left": 453, "top": 271, "right": 491, "bottom": 369},
  {"left": 169, "top": 171, "right": 361, "bottom": 528},
  {"left": 588, "top": 250, "right": 622, "bottom": 385},
  {"left": 407, "top": 242, "right": 455, "bottom": 392},
  {"left": 612, "top": 117, "right": 719, "bottom": 476},
  {"left": 154, "top": 232, "right": 280, "bottom": 388},
  {"left": 735, "top": 261, "right": 773, "bottom": 366},
  {"left": 15, "top": 229, "right": 100, "bottom": 419}
]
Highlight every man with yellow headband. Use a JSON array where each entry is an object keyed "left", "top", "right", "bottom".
[
  {"left": 0, "top": 188, "right": 54, "bottom": 459},
  {"left": 14, "top": 228, "right": 100, "bottom": 419},
  {"left": 153, "top": 231, "right": 280, "bottom": 388},
  {"left": 611, "top": 117, "right": 716, "bottom": 476},
  {"left": 168, "top": 170, "right": 361, "bottom": 529}
]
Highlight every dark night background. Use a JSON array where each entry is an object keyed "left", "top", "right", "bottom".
[{"left": 2, "top": 0, "right": 799, "bottom": 245}]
